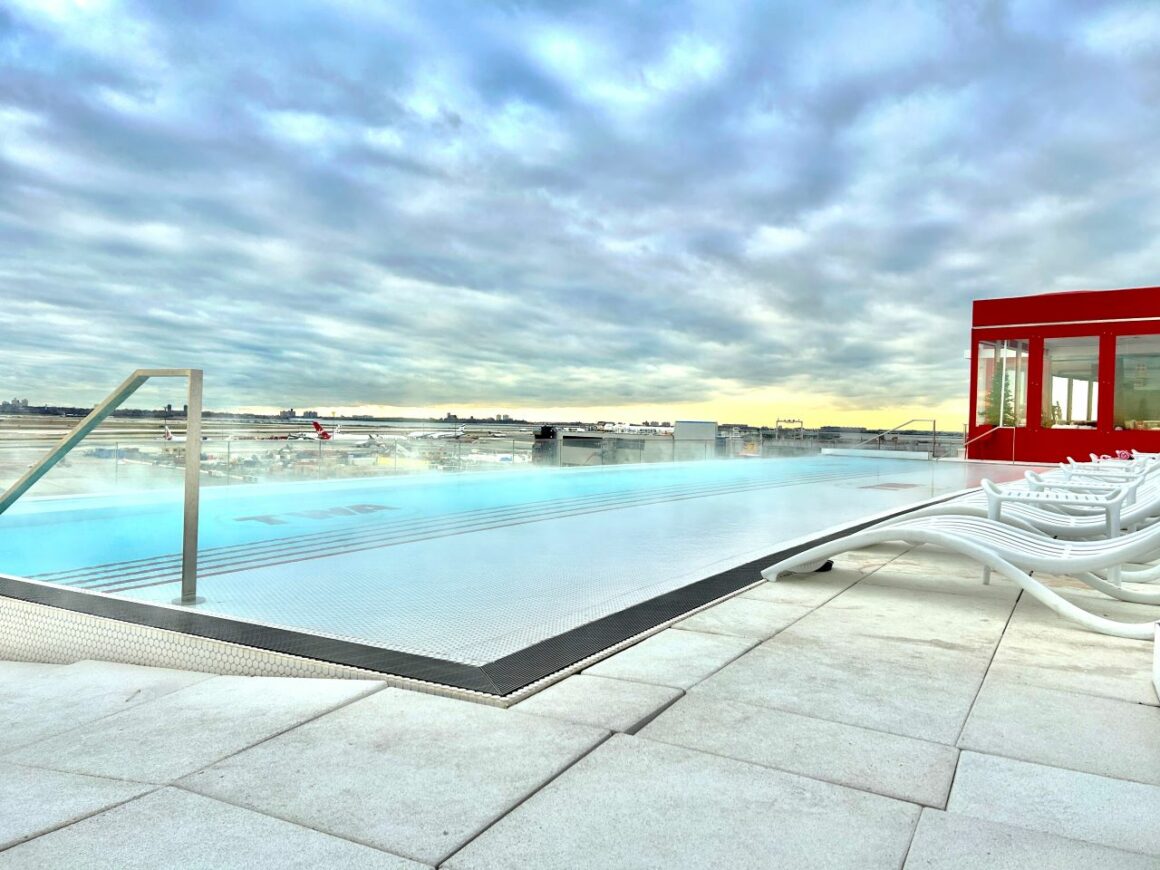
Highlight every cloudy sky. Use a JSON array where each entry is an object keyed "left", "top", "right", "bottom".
[{"left": 3, "top": 0, "right": 1159, "bottom": 426}]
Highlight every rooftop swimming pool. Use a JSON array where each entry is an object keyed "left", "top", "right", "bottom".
[{"left": 0, "top": 455, "right": 1035, "bottom": 696}]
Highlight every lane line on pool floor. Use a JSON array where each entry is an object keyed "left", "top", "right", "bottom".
[
  {"left": 35, "top": 467, "right": 912, "bottom": 594},
  {"left": 75, "top": 471, "right": 858, "bottom": 593}
]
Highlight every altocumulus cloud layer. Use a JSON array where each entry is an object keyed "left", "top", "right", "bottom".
[{"left": 2, "top": 0, "right": 1160, "bottom": 412}]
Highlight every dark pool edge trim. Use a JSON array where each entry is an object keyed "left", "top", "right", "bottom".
[
  {"left": 477, "top": 493, "right": 963, "bottom": 694},
  {"left": 0, "top": 575, "right": 505, "bottom": 695},
  {"left": 0, "top": 490, "right": 965, "bottom": 698}
]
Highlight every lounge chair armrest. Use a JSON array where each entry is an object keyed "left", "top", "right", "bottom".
[
  {"left": 1025, "top": 471, "right": 1124, "bottom": 494},
  {"left": 985, "top": 478, "right": 1131, "bottom": 537},
  {"left": 985, "top": 479, "right": 1129, "bottom": 509}
]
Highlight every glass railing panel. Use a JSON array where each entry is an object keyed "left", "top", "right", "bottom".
[
  {"left": 0, "top": 383, "right": 195, "bottom": 589},
  {"left": 0, "top": 417, "right": 195, "bottom": 497}
]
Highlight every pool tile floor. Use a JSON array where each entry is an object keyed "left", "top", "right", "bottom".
[{"left": 1, "top": 542, "right": 1158, "bottom": 868}]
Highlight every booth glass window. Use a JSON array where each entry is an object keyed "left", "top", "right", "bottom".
[
  {"left": 1115, "top": 335, "right": 1160, "bottom": 431},
  {"left": 976, "top": 339, "right": 1028, "bottom": 426},
  {"left": 1042, "top": 337, "right": 1099, "bottom": 428}
]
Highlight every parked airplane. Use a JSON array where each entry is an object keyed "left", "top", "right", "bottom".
[
  {"left": 600, "top": 423, "right": 675, "bottom": 435},
  {"left": 162, "top": 425, "right": 207, "bottom": 443},
  {"left": 462, "top": 451, "right": 529, "bottom": 464},
  {"left": 407, "top": 425, "right": 467, "bottom": 439},
  {"left": 290, "top": 421, "right": 398, "bottom": 447}
]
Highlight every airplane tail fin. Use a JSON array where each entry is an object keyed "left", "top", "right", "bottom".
[
  {"left": 311, "top": 420, "right": 334, "bottom": 440},
  {"left": 164, "top": 426, "right": 173, "bottom": 441}
]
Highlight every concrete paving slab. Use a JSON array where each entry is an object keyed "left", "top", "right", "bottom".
[
  {"left": 179, "top": 687, "right": 607, "bottom": 867},
  {"left": 443, "top": 734, "right": 920, "bottom": 870},
  {"left": 904, "top": 809, "right": 1160, "bottom": 869},
  {"left": 0, "top": 761, "right": 152, "bottom": 851},
  {"left": 1062, "top": 576, "right": 1155, "bottom": 609},
  {"left": 674, "top": 596, "right": 811, "bottom": 639},
  {"left": 583, "top": 628, "right": 756, "bottom": 690},
  {"left": 948, "top": 751, "right": 1160, "bottom": 856},
  {"left": 512, "top": 674, "right": 681, "bottom": 733},
  {"left": 694, "top": 635, "right": 987, "bottom": 744},
  {"left": 959, "top": 678, "right": 1160, "bottom": 786},
  {"left": 3, "top": 675, "right": 384, "bottom": 783},
  {"left": 834, "top": 542, "right": 916, "bottom": 564},
  {"left": 739, "top": 568, "right": 862, "bottom": 608},
  {"left": 984, "top": 655, "right": 1158, "bottom": 707},
  {"left": 639, "top": 694, "right": 958, "bottom": 807},
  {"left": 0, "top": 661, "right": 60, "bottom": 679},
  {"left": 0, "top": 787, "right": 429, "bottom": 870},
  {"left": 779, "top": 582, "right": 1015, "bottom": 656},
  {"left": 989, "top": 595, "right": 1157, "bottom": 706},
  {"left": 0, "top": 660, "right": 214, "bottom": 754},
  {"left": 859, "top": 552, "right": 1022, "bottom": 600},
  {"left": 868, "top": 546, "right": 1002, "bottom": 578},
  {"left": 767, "top": 616, "right": 996, "bottom": 677},
  {"left": 1013, "top": 583, "right": 1160, "bottom": 629}
]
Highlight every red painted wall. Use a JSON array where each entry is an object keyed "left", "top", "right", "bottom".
[
  {"left": 968, "top": 286, "right": 1160, "bottom": 462},
  {"left": 973, "top": 286, "right": 1160, "bottom": 328}
]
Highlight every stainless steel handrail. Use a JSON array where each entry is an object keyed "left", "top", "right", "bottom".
[
  {"left": 0, "top": 368, "right": 204, "bottom": 605},
  {"left": 962, "top": 426, "right": 1003, "bottom": 450},
  {"left": 961, "top": 424, "right": 1024, "bottom": 463},
  {"left": 849, "top": 418, "right": 938, "bottom": 457},
  {"left": 960, "top": 426, "right": 997, "bottom": 450}
]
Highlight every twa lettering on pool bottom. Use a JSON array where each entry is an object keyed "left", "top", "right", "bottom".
[{"left": 235, "top": 504, "right": 395, "bottom": 525}]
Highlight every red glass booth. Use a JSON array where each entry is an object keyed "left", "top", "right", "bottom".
[{"left": 968, "top": 286, "right": 1160, "bottom": 462}]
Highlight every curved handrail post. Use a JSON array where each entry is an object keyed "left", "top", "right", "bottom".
[
  {"left": 179, "top": 370, "right": 203, "bottom": 604},
  {"left": 0, "top": 368, "right": 204, "bottom": 605}
]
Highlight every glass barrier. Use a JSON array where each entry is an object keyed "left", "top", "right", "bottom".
[
  {"left": 976, "top": 338, "right": 1029, "bottom": 427},
  {"left": 1115, "top": 334, "right": 1160, "bottom": 431},
  {"left": 1, "top": 420, "right": 972, "bottom": 499},
  {"left": 1043, "top": 337, "right": 1099, "bottom": 429}
]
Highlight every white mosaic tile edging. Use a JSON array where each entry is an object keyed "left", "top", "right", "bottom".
[
  {"left": 0, "top": 594, "right": 506, "bottom": 707},
  {"left": 0, "top": 576, "right": 770, "bottom": 711}
]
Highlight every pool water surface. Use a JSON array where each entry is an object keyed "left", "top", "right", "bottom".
[{"left": 0, "top": 456, "right": 1036, "bottom": 692}]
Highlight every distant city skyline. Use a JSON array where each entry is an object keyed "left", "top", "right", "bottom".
[
  {"left": 2, "top": 393, "right": 955, "bottom": 432},
  {"left": 3, "top": 2, "right": 1159, "bottom": 429}
]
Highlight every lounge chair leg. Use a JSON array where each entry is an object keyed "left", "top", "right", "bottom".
[{"left": 783, "top": 558, "right": 833, "bottom": 574}]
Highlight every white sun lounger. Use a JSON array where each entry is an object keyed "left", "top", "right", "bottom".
[
  {"left": 761, "top": 514, "right": 1160, "bottom": 639},
  {"left": 903, "top": 478, "right": 1149, "bottom": 539}
]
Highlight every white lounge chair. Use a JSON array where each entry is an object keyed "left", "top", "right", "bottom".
[
  {"left": 903, "top": 478, "right": 1150, "bottom": 540},
  {"left": 761, "top": 514, "right": 1160, "bottom": 639}
]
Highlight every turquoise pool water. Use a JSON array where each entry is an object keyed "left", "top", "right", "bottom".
[
  {"left": 0, "top": 456, "right": 1028, "bottom": 665},
  {"left": 0, "top": 455, "right": 917, "bottom": 578}
]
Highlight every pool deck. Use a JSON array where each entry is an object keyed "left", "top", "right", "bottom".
[{"left": 1, "top": 543, "right": 1158, "bottom": 868}]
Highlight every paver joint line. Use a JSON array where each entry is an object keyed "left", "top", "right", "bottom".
[
  {"left": 624, "top": 690, "right": 686, "bottom": 736},
  {"left": 0, "top": 758, "right": 157, "bottom": 789},
  {"left": 0, "top": 662, "right": 217, "bottom": 756},
  {"left": 154, "top": 680, "right": 393, "bottom": 784},
  {"left": 952, "top": 588, "right": 1024, "bottom": 748},
  {"left": 633, "top": 725, "right": 946, "bottom": 810},
  {"left": 159, "top": 783, "right": 429, "bottom": 864},
  {"left": 437, "top": 727, "right": 615, "bottom": 867},
  {"left": 0, "top": 778, "right": 166, "bottom": 856}
]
